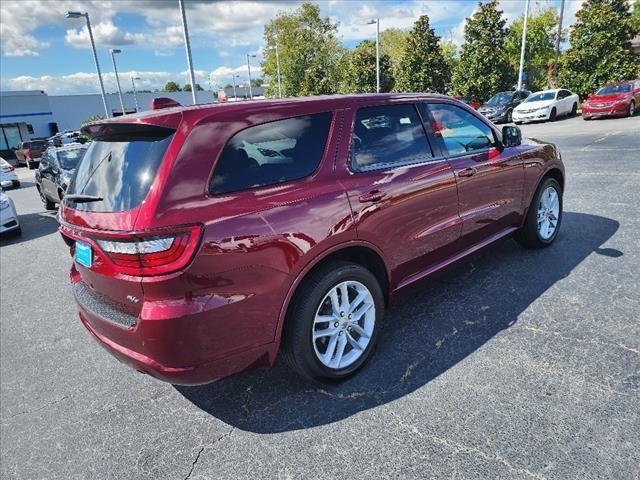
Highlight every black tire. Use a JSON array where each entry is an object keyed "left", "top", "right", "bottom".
[
  {"left": 12, "top": 180, "right": 20, "bottom": 189},
  {"left": 628, "top": 100, "right": 636, "bottom": 117},
  {"left": 583, "top": 115, "right": 592, "bottom": 121},
  {"left": 37, "top": 186, "right": 56, "bottom": 211},
  {"left": 549, "top": 107, "right": 557, "bottom": 122},
  {"left": 506, "top": 109, "right": 513, "bottom": 123},
  {"left": 26, "top": 160, "right": 35, "bottom": 170},
  {"left": 281, "top": 261, "right": 384, "bottom": 383},
  {"left": 571, "top": 103, "right": 577, "bottom": 116},
  {"left": 516, "top": 177, "right": 563, "bottom": 249}
]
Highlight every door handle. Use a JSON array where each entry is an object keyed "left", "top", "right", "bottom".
[
  {"left": 359, "top": 190, "right": 386, "bottom": 203},
  {"left": 457, "top": 167, "right": 476, "bottom": 178}
]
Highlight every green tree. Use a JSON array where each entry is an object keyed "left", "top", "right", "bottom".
[
  {"left": 505, "top": 7, "right": 560, "bottom": 91},
  {"left": 163, "top": 81, "right": 181, "bottom": 92},
  {"left": 183, "top": 83, "right": 204, "bottom": 92},
  {"left": 341, "top": 40, "right": 393, "bottom": 93},
  {"left": 451, "top": 0, "right": 512, "bottom": 102},
  {"left": 394, "top": 15, "right": 450, "bottom": 93},
  {"left": 633, "top": 0, "right": 640, "bottom": 22},
  {"left": 262, "top": 2, "right": 345, "bottom": 97},
  {"left": 440, "top": 40, "right": 459, "bottom": 88},
  {"left": 380, "top": 28, "right": 409, "bottom": 70},
  {"left": 560, "top": 0, "right": 639, "bottom": 98}
]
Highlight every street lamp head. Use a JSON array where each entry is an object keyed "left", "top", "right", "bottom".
[
  {"left": 110, "top": 49, "right": 121, "bottom": 54},
  {"left": 132, "top": 76, "right": 140, "bottom": 80},
  {"left": 66, "top": 11, "right": 85, "bottom": 19},
  {"left": 366, "top": 19, "right": 377, "bottom": 25},
  {"left": 247, "top": 53, "right": 257, "bottom": 58}
]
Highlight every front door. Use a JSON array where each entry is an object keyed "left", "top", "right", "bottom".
[
  {"left": 421, "top": 102, "right": 524, "bottom": 247},
  {"left": 336, "top": 102, "right": 461, "bottom": 288}
]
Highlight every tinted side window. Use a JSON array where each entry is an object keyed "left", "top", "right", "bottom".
[
  {"left": 210, "top": 113, "right": 333, "bottom": 194},
  {"left": 425, "top": 103, "right": 497, "bottom": 156},
  {"left": 351, "top": 104, "right": 433, "bottom": 171}
]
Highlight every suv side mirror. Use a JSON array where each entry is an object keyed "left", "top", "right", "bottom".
[{"left": 502, "top": 125, "right": 521, "bottom": 147}]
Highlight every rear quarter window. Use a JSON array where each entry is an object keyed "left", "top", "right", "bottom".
[{"left": 209, "top": 112, "right": 333, "bottom": 195}]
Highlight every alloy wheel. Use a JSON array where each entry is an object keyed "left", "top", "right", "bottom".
[
  {"left": 537, "top": 186, "right": 560, "bottom": 240},
  {"left": 312, "top": 280, "right": 375, "bottom": 370}
]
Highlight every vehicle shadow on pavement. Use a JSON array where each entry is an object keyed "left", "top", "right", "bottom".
[
  {"left": 176, "top": 212, "right": 621, "bottom": 433},
  {"left": 0, "top": 212, "right": 59, "bottom": 246}
]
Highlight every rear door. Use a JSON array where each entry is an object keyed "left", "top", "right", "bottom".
[
  {"left": 337, "top": 101, "right": 461, "bottom": 287},
  {"left": 422, "top": 102, "right": 523, "bottom": 246}
]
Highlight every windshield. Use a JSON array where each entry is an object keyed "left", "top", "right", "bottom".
[
  {"left": 486, "top": 93, "right": 513, "bottom": 105},
  {"left": 525, "top": 92, "right": 556, "bottom": 102},
  {"left": 58, "top": 148, "right": 87, "bottom": 170},
  {"left": 66, "top": 134, "right": 174, "bottom": 212},
  {"left": 596, "top": 84, "right": 631, "bottom": 95}
]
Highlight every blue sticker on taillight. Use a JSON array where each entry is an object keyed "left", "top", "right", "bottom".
[{"left": 75, "top": 241, "right": 92, "bottom": 268}]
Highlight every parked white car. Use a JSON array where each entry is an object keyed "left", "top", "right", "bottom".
[
  {"left": 0, "top": 190, "right": 21, "bottom": 236},
  {"left": 0, "top": 157, "right": 20, "bottom": 189},
  {"left": 513, "top": 88, "right": 579, "bottom": 123}
]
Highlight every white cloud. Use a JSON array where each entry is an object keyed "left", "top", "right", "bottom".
[
  {"left": 0, "top": 65, "right": 264, "bottom": 95},
  {"left": 0, "top": 0, "right": 115, "bottom": 57},
  {"left": 65, "top": 21, "right": 146, "bottom": 48}
]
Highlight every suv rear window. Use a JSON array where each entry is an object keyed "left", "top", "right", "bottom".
[
  {"left": 66, "top": 130, "right": 174, "bottom": 212},
  {"left": 210, "top": 112, "right": 333, "bottom": 194}
]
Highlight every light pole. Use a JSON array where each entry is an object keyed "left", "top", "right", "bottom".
[
  {"left": 267, "top": 44, "right": 282, "bottom": 98},
  {"left": 178, "top": 0, "right": 197, "bottom": 105},
  {"left": 367, "top": 18, "right": 380, "bottom": 93},
  {"left": 246, "top": 53, "right": 256, "bottom": 100},
  {"left": 231, "top": 74, "right": 239, "bottom": 101},
  {"left": 552, "top": 0, "right": 565, "bottom": 84},
  {"left": 516, "top": 0, "right": 530, "bottom": 92},
  {"left": 110, "top": 49, "right": 125, "bottom": 115},
  {"left": 66, "top": 11, "right": 109, "bottom": 117},
  {"left": 131, "top": 76, "right": 140, "bottom": 112}
]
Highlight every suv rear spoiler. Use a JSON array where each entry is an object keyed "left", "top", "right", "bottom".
[{"left": 80, "top": 123, "right": 176, "bottom": 142}]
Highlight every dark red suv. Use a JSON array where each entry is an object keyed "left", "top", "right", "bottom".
[{"left": 59, "top": 94, "right": 564, "bottom": 384}]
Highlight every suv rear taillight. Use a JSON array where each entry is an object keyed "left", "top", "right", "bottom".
[
  {"left": 63, "top": 225, "right": 203, "bottom": 276},
  {"left": 25, "top": 150, "right": 32, "bottom": 158}
]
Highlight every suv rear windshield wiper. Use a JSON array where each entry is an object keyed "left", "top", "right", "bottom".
[{"left": 64, "top": 194, "right": 104, "bottom": 203}]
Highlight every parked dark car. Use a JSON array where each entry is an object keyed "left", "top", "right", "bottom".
[
  {"left": 36, "top": 144, "right": 88, "bottom": 210},
  {"left": 582, "top": 80, "right": 640, "bottom": 119},
  {"left": 478, "top": 90, "right": 531, "bottom": 123},
  {"left": 59, "top": 94, "right": 564, "bottom": 385},
  {"left": 14, "top": 140, "right": 47, "bottom": 169}
]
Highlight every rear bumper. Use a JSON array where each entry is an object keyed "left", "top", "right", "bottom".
[
  {"left": 72, "top": 276, "right": 280, "bottom": 385},
  {"left": 78, "top": 311, "right": 277, "bottom": 384}
]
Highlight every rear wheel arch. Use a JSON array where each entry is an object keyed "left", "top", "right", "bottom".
[{"left": 274, "top": 243, "right": 390, "bottom": 344}]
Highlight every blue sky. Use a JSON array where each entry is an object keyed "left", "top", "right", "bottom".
[{"left": 0, "top": 0, "right": 584, "bottom": 95}]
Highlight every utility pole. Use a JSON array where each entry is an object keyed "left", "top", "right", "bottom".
[
  {"left": 131, "top": 76, "right": 140, "bottom": 112},
  {"left": 552, "top": 0, "right": 565, "bottom": 84},
  {"left": 516, "top": 0, "right": 530, "bottom": 92},
  {"left": 246, "top": 54, "right": 256, "bottom": 100},
  {"left": 110, "top": 49, "right": 125, "bottom": 115},
  {"left": 178, "top": 0, "right": 197, "bottom": 105}
]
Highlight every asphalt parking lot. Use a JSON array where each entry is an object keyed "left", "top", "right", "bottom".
[{"left": 1, "top": 115, "right": 639, "bottom": 480}]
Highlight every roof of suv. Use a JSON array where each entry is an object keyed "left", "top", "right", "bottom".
[{"left": 94, "top": 93, "right": 451, "bottom": 126}]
